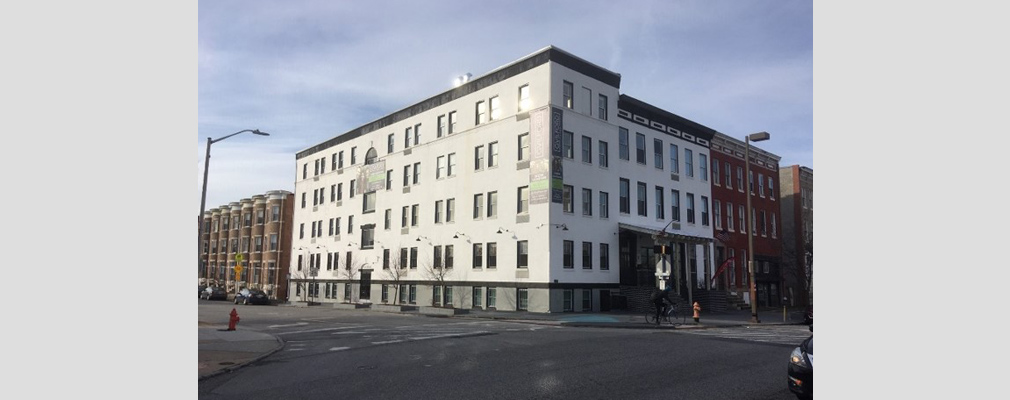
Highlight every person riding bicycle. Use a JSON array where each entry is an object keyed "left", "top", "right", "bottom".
[{"left": 650, "top": 285, "right": 676, "bottom": 325}]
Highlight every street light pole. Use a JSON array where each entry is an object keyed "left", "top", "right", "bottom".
[
  {"left": 197, "top": 129, "right": 270, "bottom": 279},
  {"left": 745, "top": 131, "right": 770, "bottom": 323}
]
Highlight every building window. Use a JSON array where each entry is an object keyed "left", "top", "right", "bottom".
[
  {"left": 433, "top": 246, "right": 442, "bottom": 268},
  {"left": 700, "top": 154, "right": 708, "bottom": 181},
  {"left": 726, "top": 202, "right": 734, "bottom": 231},
  {"left": 767, "top": 176, "right": 775, "bottom": 199},
  {"left": 563, "top": 185, "right": 574, "bottom": 213},
  {"left": 563, "top": 131, "right": 573, "bottom": 159},
  {"left": 487, "top": 191, "right": 498, "bottom": 218},
  {"left": 475, "top": 145, "right": 485, "bottom": 170},
  {"left": 445, "top": 244, "right": 454, "bottom": 268},
  {"left": 671, "top": 189, "right": 681, "bottom": 222},
  {"left": 363, "top": 192, "right": 376, "bottom": 213},
  {"left": 489, "top": 96, "right": 500, "bottom": 121},
  {"left": 488, "top": 141, "right": 498, "bottom": 167},
  {"left": 437, "top": 156, "right": 445, "bottom": 179},
  {"left": 655, "top": 186, "right": 665, "bottom": 219},
  {"left": 517, "top": 240, "right": 528, "bottom": 268},
  {"left": 701, "top": 196, "right": 710, "bottom": 226},
  {"left": 619, "top": 178, "right": 630, "bottom": 214},
  {"left": 437, "top": 114, "right": 446, "bottom": 138},
  {"left": 598, "top": 94, "right": 608, "bottom": 120},
  {"left": 636, "top": 182, "right": 647, "bottom": 217},
  {"left": 388, "top": 133, "right": 395, "bottom": 154},
  {"left": 473, "top": 193, "right": 484, "bottom": 219},
  {"left": 487, "top": 242, "right": 497, "bottom": 268},
  {"left": 598, "top": 140, "right": 608, "bottom": 167},
  {"left": 400, "top": 248, "right": 408, "bottom": 270},
  {"left": 446, "top": 198, "right": 455, "bottom": 222},
  {"left": 411, "top": 204, "right": 419, "bottom": 227},
  {"left": 517, "top": 288, "right": 529, "bottom": 311},
  {"left": 447, "top": 153, "right": 456, "bottom": 176},
  {"left": 725, "top": 162, "right": 733, "bottom": 189},
  {"left": 581, "top": 135, "right": 592, "bottom": 163},
  {"left": 518, "top": 84, "right": 530, "bottom": 111},
  {"left": 413, "top": 162, "right": 420, "bottom": 185},
  {"left": 563, "top": 81, "right": 573, "bottom": 108},
  {"left": 435, "top": 200, "right": 443, "bottom": 223},
  {"left": 686, "top": 193, "right": 695, "bottom": 224},
  {"left": 405, "top": 126, "right": 412, "bottom": 148},
  {"left": 563, "top": 240, "right": 574, "bottom": 268},
  {"left": 448, "top": 111, "right": 457, "bottom": 134},
  {"left": 635, "top": 133, "right": 646, "bottom": 164},
  {"left": 653, "top": 139, "right": 663, "bottom": 169},
  {"left": 518, "top": 133, "right": 530, "bottom": 161},
  {"left": 582, "top": 241, "right": 592, "bottom": 269},
  {"left": 758, "top": 172, "right": 765, "bottom": 197},
  {"left": 384, "top": 209, "right": 391, "bottom": 230},
  {"left": 760, "top": 210, "right": 767, "bottom": 236},
  {"left": 600, "top": 243, "right": 609, "bottom": 270},
  {"left": 414, "top": 123, "right": 421, "bottom": 145},
  {"left": 487, "top": 287, "right": 497, "bottom": 309},
  {"left": 599, "top": 191, "right": 609, "bottom": 218},
  {"left": 736, "top": 166, "right": 744, "bottom": 191},
  {"left": 582, "top": 188, "right": 592, "bottom": 216},
  {"left": 475, "top": 100, "right": 487, "bottom": 124},
  {"left": 401, "top": 206, "right": 408, "bottom": 228},
  {"left": 362, "top": 224, "right": 375, "bottom": 248},
  {"left": 738, "top": 204, "right": 746, "bottom": 233},
  {"left": 410, "top": 247, "right": 418, "bottom": 269},
  {"left": 473, "top": 243, "right": 483, "bottom": 268},
  {"left": 712, "top": 160, "right": 720, "bottom": 186},
  {"left": 714, "top": 200, "right": 722, "bottom": 230},
  {"left": 473, "top": 287, "right": 483, "bottom": 308},
  {"left": 432, "top": 286, "right": 441, "bottom": 306},
  {"left": 518, "top": 186, "right": 529, "bottom": 214},
  {"left": 619, "top": 128, "right": 629, "bottom": 161},
  {"left": 685, "top": 149, "right": 694, "bottom": 177}
]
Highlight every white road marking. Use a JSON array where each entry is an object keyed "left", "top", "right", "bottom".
[
  {"left": 269, "top": 322, "right": 309, "bottom": 329},
  {"left": 329, "top": 347, "right": 351, "bottom": 351},
  {"left": 276, "top": 325, "right": 368, "bottom": 335}
]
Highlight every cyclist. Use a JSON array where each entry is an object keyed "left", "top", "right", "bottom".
[{"left": 650, "top": 285, "right": 676, "bottom": 325}]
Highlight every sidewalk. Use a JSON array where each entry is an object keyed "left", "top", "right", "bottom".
[{"left": 198, "top": 306, "right": 802, "bottom": 380}]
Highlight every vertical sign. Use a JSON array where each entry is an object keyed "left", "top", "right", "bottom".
[
  {"left": 529, "top": 107, "right": 550, "bottom": 204},
  {"left": 550, "top": 107, "right": 564, "bottom": 203}
]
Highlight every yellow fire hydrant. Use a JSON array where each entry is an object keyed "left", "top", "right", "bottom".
[{"left": 693, "top": 301, "right": 701, "bottom": 323}]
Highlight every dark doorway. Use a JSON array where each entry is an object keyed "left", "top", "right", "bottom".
[
  {"left": 600, "top": 290, "right": 611, "bottom": 311},
  {"left": 359, "top": 270, "right": 372, "bottom": 300}
]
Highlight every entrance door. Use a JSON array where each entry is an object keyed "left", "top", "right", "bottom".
[{"left": 359, "top": 270, "right": 372, "bottom": 300}]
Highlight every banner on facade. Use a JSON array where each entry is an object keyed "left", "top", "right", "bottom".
[
  {"left": 550, "top": 106, "right": 564, "bottom": 204},
  {"left": 529, "top": 106, "right": 550, "bottom": 204}
]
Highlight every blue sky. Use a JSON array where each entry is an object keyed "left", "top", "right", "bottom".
[{"left": 198, "top": 0, "right": 812, "bottom": 210}]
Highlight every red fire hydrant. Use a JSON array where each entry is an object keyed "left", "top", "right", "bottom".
[
  {"left": 227, "top": 308, "right": 240, "bottom": 331},
  {"left": 693, "top": 301, "right": 701, "bottom": 323}
]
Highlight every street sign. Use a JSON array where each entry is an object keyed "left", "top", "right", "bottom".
[
  {"left": 309, "top": 267, "right": 319, "bottom": 278},
  {"left": 234, "top": 254, "right": 244, "bottom": 262}
]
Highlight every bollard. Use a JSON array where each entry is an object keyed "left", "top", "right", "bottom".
[{"left": 228, "top": 308, "right": 240, "bottom": 331}]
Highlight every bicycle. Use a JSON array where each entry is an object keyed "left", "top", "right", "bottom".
[{"left": 645, "top": 303, "right": 682, "bottom": 326}]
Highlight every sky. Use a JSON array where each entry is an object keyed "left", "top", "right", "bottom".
[{"left": 197, "top": 0, "right": 813, "bottom": 212}]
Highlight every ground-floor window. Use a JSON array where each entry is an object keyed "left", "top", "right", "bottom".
[
  {"left": 563, "top": 289, "right": 573, "bottom": 312},
  {"left": 409, "top": 285, "right": 417, "bottom": 304},
  {"left": 517, "top": 288, "right": 529, "bottom": 311},
  {"left": 487, "top": 287, "right": 497, "bottom": 309},
  {"left": 473, "top": 287, "right": 483, "bottom": 308},
  {"left": 582, "top": 289, "right": 592, "bottom": 311},
  {"left": 444, "top": 286, "right": 453, "bottom": 306},
  {"left": 433, "top": 286, "right": 442, "bottom": 306},
  {"left": 344, "top": 283, "right": 351, "bottom": 301},
  {"left": 381, "top": 285, "right": 388, "bottom": 303}
]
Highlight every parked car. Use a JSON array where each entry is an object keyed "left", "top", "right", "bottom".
[
  {"left": 803, "top": 305, "right": 813, "bottom": 325},
  {"left": 235, "top": 288, "right": 270, "bottom": 305},
  {"left": 201, "top": 286, "right": 227, "bottom": 301},
  {"left": 198, "top": 285, "right": 207, "bottom": 298},
  {"left": 787, "top": 331, "right": 813, "bottom": 400}
]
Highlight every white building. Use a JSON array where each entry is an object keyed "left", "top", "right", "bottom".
[{"left": 289, "top": 46, "right": 715, "bottom": 313}]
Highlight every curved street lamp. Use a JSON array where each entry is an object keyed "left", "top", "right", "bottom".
[
  {"left": 745, "top": 131, "right": 770, "bottom": 324},
  {"left": 197, "top": 129, "right": 270, "bottom": 278}
]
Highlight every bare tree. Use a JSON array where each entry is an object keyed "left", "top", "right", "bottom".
[
  {"left": 383, "top": 249, "right": 409, "bottom": 305},
  {"left": 337, "top": 250, "right": 364, "bottom": 303},
  {"left": 422, "top": 255, "right": 452, "bottom": 307},
  {"left": 288, "top": 270, "right": 309, "bottom": 302}
]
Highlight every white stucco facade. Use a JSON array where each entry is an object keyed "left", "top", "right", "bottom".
[{"left": 288, "top": 46, "right": 715, "bottom": 313}]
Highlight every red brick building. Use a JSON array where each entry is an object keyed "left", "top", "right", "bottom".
[
  {"left": 199, "top": 190, "right": 294, "bottom": 300},
  {"left": 709, "top": 133, "right": 783, "bottom": 307}
]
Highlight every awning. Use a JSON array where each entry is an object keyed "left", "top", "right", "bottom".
[{"left": 618, "top": 223, "right": 713, "bottom": 244}]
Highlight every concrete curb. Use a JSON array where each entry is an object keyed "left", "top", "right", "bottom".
[{"left": 198, "top": 332, "right": 285, "bottom": 382}]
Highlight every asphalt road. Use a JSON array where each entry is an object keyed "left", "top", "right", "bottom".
[{"left": 198, "top": 303, "right": 803, "bottom": 400}]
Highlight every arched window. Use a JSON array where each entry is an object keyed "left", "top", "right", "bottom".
[{"left": 365, "top": 148, "right": 378, "bottom": 165}]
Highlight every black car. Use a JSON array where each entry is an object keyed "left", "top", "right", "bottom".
[
  {"left": 235, "top": 288, "right": 270, "bottom": 305},
  {"left": 803, "top": 305, "right": 813, "bottom": 325},
  {"left": 787, "top": 330, "right": 813, "bottom": 400},
  {"left": 201, "top": 286, "right": 228, "bottom": 301}
]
